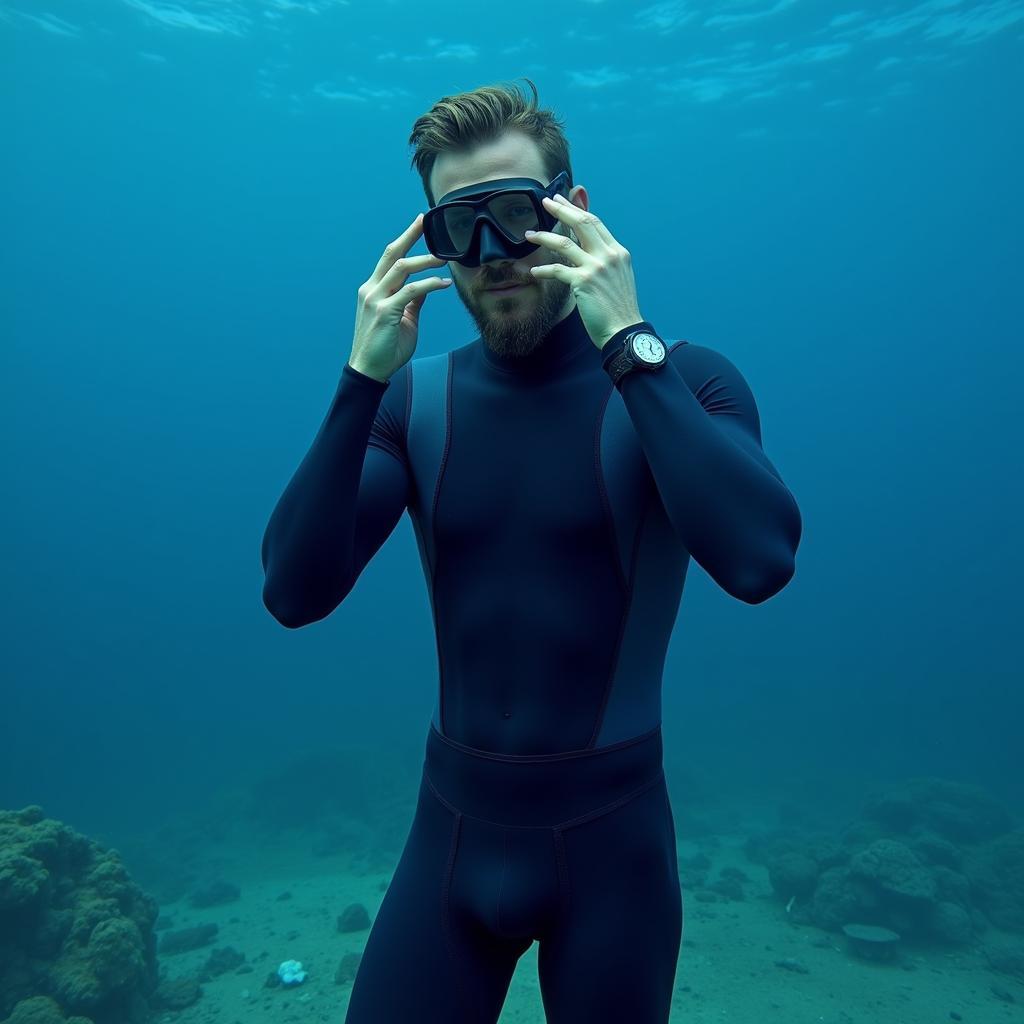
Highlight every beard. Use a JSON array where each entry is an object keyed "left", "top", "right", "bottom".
[{"left": 453, "top": 242, "right": 577, "bottom": 361}]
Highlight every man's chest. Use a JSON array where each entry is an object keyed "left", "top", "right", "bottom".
[{"left": 406, "top": 373, "right": 656, "bottom": 562}]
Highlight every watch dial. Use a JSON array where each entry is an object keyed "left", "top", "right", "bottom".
[{"left": 633, "top": 333, "right": 665, "bottom": 363}]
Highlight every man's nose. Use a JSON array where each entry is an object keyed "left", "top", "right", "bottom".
[{"left": 477, "top": 222, "right": 511, "bottom": 265}]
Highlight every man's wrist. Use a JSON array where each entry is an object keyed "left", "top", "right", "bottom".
[
  {"left": 600, "top": 321, "right": 655, "bottom": 365},
  {"left": 346, "top": 359, "right": 389, "bottom": 384}
]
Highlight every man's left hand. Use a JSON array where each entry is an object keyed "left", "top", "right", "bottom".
[{"left": 526, "top": 193, "right": 644, "bottom": 352}]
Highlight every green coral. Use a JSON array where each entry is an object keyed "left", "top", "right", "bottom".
[{"left": 0, "top": 808, "right": 159, "bottom": 1024}]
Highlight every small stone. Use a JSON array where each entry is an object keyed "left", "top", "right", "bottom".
[
  {"left": 337, "top": 903, "right": 371, "bottom": 932},
  {"left": 774, "top": 958, "right": 809, "bottom": 974},
  {"left": 190, "top": 879, "right": 241, "bottom": 908},
  {"left": 335, "top": 952, "right": 362, "bottom": 985}
]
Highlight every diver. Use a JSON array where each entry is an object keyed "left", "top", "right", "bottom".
[{"left": 260, "top": 78, "right": 802, "bottom": 1024}]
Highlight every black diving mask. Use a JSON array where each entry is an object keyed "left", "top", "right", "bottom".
[{"left": 423, "top": 171, "right": 571, "bottom": 267}]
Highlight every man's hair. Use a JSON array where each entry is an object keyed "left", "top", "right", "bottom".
[{"left": 408, "top": 78, "right": 573, "bottom": 207}]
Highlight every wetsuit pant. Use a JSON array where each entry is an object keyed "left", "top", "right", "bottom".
[{"left": 344, "top": 722, "right": 683, "bottom": 1023}]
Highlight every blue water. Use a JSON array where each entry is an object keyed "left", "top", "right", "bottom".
[{"left": 2, "top": 1, "right": 1022, "bottom": 1015}]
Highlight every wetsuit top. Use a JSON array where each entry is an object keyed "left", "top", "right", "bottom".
[{"left": 261, "top": 304, "right": 802, "bottom": 756}]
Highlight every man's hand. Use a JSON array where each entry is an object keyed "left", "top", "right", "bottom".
[{"left": 525, "top": 193, "right": 645, "bottom": 351}]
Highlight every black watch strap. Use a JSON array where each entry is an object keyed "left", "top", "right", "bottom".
[{"left": 602, "top": 321, "right": 663, "bottom": 385}]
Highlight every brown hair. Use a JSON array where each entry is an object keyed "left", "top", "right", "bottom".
[{"left": 408, "top": 78, "right": 573, "bottom": 207}]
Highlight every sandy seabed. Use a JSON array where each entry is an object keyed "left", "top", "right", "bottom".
[{"left": 150, "top": 826, "right": 1022, "bottom": 1024}]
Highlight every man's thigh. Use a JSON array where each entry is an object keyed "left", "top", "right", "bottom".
[
  {"left": 344, "top": 776, "right": 527, "bottom": 1024},
  {"left": 537, "top": 774, "right": 683, "bottom": 1024}
]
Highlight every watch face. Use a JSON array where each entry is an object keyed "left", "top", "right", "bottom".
[{"left": 631, "top": 332, "right": 665, "bottom": 363}]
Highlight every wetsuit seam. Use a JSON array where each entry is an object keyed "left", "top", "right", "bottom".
[
  {"left": 589, "top": 493, "right": 652, "bottom": 748},
  {"left": 438, "top": 811, "right": 473, "bottom": 1019},
  {"left": 402, "top": 361, "right": 413, "bottom": 455},
  {"left": 424, "top": 766, "right": 662, "bottom": 833},
  {"left": 423, "top": 771, "right": 460, "bottom": 816},
  {"left": 429, "top": 351, "right": 454, "bottom": 735},
  {"left": 428, "top": 720, "right": 660, "bottom": 764},
  {"left": 555, "top": 770, "right": 664, "bottom": 831},
  {"left": 593, "top": 385, "right": 629, "bottom": 596}
]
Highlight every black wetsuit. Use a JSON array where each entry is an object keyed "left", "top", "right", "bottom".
[{"left": 261, "top": 305, "right": 801, "bottom": 1023}]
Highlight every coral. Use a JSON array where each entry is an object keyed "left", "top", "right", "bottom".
[
  {"left": 767, "top": 852, "right": 819, "bottom": 901},
  {"left": 849, "top": 839, "right": 936, "bottom": 903},
  {"left": 963, "top": 830, "right": 1024, "bottom": 932},
  {"left": 809, "top": 866, "right": 879, "bottom": 931},
  {"left": 0, "top": 807, "right": 158, "bottom": 1024},
  {"left": 0, "top": 994, "right": 92, "bottom": 1024},
  {"left": 862, "top": 778, "right": 1013, "bottom": 844}
]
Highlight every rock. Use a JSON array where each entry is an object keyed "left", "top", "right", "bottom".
[
  {"left": 159, "top": 922, "right": 218, "bottom": 954},
  {"left": 984, "top": 944, "right": 1024, "bottom": 979},
  {"left": 768, "top": 853, "right": 818, "bottom": 901},
  {"left": 0, "top": 996, "right": 66, "bottom": 1024},
  {"left": 774, "top": 958, "right": 809, "bottom": 974},
  {"left": 337, "top": 903, "right": 371, "bottom": 933},
  {"left": 200, "top": 946, "right": 246, "bottom": 979},
  {"left": 153, "top": 977, "right": 202, "bottom": 1011},
  {"left": 810, "top": 866, "right": 878, "bottom": 931},
  {"left": 862, "top": 778, "right": 1012, "bottom": 844},
  {"left": 850, "top": 840, "right": 936, "bottom": 903},
  {"left": 963, "top": 831, "right": 1024, "bottom": 933},
  {"left": 189, "top": 880, "right": 240, "bottom": 908},
  {"left": 710, "top": 875, "right": 744, "bottom": 901},
  {"left": 911, "top": 833, "right": 961, "bottom": 869},
  {"left": 929, "top": 901, "right": 973, "bottom": 945},
  {"left": 719, "top": 866, "right": 749, "bottom": 882},
  {"left": 334, "top": 952, "right": 362, "bottom": 985}
]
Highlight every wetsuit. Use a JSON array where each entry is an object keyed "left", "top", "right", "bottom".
[{"left": 261, "top": 304, "right": 801, "bottom": 1023}]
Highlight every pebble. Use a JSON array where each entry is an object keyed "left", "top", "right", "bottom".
[{"left": 774, "top": 958, "right": 809, "bottom": 974}]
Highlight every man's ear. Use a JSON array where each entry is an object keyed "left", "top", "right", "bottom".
[{"left": 569, "top": 185, "right": 589, "bottom": 213}]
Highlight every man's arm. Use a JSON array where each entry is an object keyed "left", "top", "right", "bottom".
[
  {"left": 611, "top": 340, "right": 802, "bottom": 604},
  {"left": 261, "top": 362, "right": 410, "bottom": 628}
]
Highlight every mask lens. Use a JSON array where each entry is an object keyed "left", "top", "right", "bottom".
[
  {"left": 438, "top": 189, "right": 539, "bottom": 256},
  {"left": 485, "top": 193, "right": 539, "bottom": 241}
]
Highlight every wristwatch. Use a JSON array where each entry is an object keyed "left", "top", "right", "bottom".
[{"left": 602, "top": 322, "right": 668, "bottom": 385}]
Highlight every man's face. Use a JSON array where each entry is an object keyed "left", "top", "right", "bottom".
[{"left": 430, "top": 131, "right": 588, "bottom": 361}]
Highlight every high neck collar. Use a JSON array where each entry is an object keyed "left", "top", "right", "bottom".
[{"left": 480, "top": 304, "right": 593, "bottom": 376}]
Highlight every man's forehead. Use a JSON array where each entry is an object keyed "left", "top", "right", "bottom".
[{"left": 431, "top": 134, "right": 546, "bottom": 200}]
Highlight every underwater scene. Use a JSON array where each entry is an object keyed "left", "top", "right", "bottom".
[{"left": 3, "top": 1, "right": 1023, "bottom": 1023}]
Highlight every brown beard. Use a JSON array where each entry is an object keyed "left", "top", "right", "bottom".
[{"left": 455, "top": 239, "right": 577, "bottom": 360}]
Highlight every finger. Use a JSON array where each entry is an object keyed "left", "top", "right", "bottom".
[
  {"left": 393, "top": 274, "right": 452, "bottom": 307},
  {"left": 529, "top": 263, "right": 572, "bottom": 284},
  {"left": 379, "top": 252, "right": 447, "bottom": 294},
  {"left": 369, "top": 214, "right": 434, "bottom": 283},
  {"left": 543, "top": 195, "right": 615, "bottom": 248},
  {"left": 524, "top": 228, "right": 590, "bottom": 266}
]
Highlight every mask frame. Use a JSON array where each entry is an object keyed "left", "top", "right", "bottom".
[{"left": 423, "top": 171, "right": 571, "bottom": 267}]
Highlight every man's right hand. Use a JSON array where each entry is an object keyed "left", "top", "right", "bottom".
[{"left": 348, "top": 213, "right": 452, "bottom": 383}]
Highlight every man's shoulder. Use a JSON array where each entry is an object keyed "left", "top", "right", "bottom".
[{"left": 666, "top": 337, "right": 747, "bottom": 383}]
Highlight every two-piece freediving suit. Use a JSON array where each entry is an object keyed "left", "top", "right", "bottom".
[{"left": 261, "top": 303, "right": 801, "bottom": 1022}]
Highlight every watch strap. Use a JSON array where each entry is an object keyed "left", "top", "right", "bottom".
[{"left": 602, "top": 321, "right": 662, "bottom": 385}]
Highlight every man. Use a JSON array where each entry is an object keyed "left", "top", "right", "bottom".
[{"left": 261, "top": 78, "right": 802, "bottom": 1024}]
